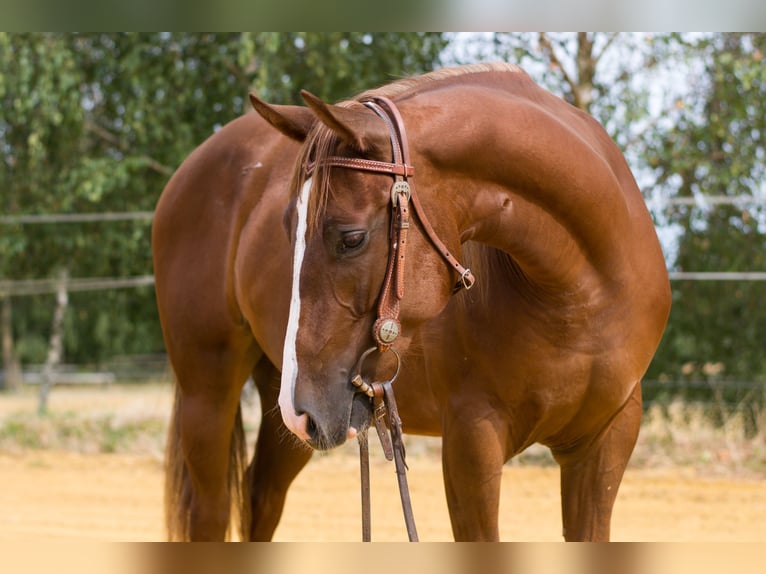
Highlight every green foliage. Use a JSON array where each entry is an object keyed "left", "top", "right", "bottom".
[
  {"left": 251, "top": 32, "right": 448, "bottom": 104},
  {"left": 454, "top": 33, "right": 766, "bottom": 384},
  {"left": 645, "top": 33, "right": 766, "bottom": 382},
  {"left": 2, "top": 32, "right": 764, "bottom": 385},
  {"left": 461, "top": 33, "right": 661, "bottom": 151},
  {"left": 0, "top": 33, "right": 446, "bottom": 366},
  {"left": 1, "top": 33, "right": 86, "bottom": 280}
]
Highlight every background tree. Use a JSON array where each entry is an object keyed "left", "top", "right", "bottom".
[
  {"left": 0, "top": 32, "right": 447, "bottom": 376},
  {"left": 250, "top": 32, "right": 448, "bottom": 104},
  {"left": 1, "top": 33, "right": 85, "bottom": 387},
  {"left": 450, "top": 32, "right": 766, "bottom": 384},
  {"left": 643, "top": 33, "right": 766, "bottom": 382},
  {"left": 448, "top": 33, "right": 666, "bottom": 149},
  {"left": 3, "top": 32, "right": 765, "bottom": 387}
]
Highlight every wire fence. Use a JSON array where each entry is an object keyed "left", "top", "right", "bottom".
[
  {"left": 642, "top": 378, "right": 766, "bottom": 436},
  {"left": 1, "top": 195, "right": 764, "bottom": 296},
  {"left": 0, "top": 275, "right": 156, "bottom": 297},
  {"left": 0, "top": 212, "right": 154, "bottom": 225},
  {"left": 5, "top": 271, "right": 766, "bottom": 298},
  {"left": 1, "top": 193, "right": 762, "bottom": 227},
  {"left": 1, "top": 210, "right": 154, "bottom": 297},
  {"left": 2, "top": 203, "right": 765, "bottom": 403},
  {"left": 643, "top": 379, "right": 766, "bottom": 406}
]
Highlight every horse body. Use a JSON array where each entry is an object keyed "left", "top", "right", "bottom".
[
  {"left": 154, "top": 112, "right": 307, "bottom": 541},
  {"left": 394, "top": 76, "right": 669, "bottom": 440},
  {"left": 154, "top": 63, "right": 670, "bottom": 542}
]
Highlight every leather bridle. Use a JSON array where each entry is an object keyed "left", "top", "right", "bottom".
[
  {"left": 306, "top": 96, "right": 475, "bottom": 541},
  {"left": 308, "top": 96, "right": 475, "bottom": 351}
]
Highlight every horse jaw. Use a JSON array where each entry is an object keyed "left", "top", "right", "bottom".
[{"left": 279, "top": 178, "right": 313, "bottom": 441}]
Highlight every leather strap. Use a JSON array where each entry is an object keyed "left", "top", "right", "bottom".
[
  {"left": 319, "top": 96, "right": 476, "bottom": 541},
  {"left": 309, "top": 157, "right": 414, "bottom": 177},
  {"left": 364, "top": 98, "right": 410, "bottom": 350},
  {"left": 308, "top": 96, "right": 476, "bottom": 348},
  {"left": 351, "top": 348, "right": 416, "bottom": 541},
  {"left": 364, "top": 97, "right": 475, "bottom": 294},
  {"left": 381, "top": 381, "right": 418, "bottom": 541},
  {"left": 357, "top": 381, "right": 418, "bottom": 542},
  {"left": 358, "top": 429, "right": 372, "bottom": 541}
]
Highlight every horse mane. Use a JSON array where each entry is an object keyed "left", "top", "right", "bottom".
[
  {"left": 457, "top": 241, "right": 521, "bottom": 311},
  {"left": 356, "top": 62, "right": 524, "bottom": 102},
  {"left": 291, "top": 63, "right": 526, "bottom": 234}
]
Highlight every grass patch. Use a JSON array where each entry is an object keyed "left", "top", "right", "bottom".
[
  {"left": 0, "top": 410, "right": 167, "bottom": 456},
  {"left": 633, "top": 398, "right": 766, "bottom": 477},
  {"left": 2, "top": 383, "right": 765, "bottom": 478}
]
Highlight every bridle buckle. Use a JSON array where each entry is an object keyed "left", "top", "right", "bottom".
[
  {"left": 391, "top": 180, "right": 411, "bottom": 207},
  {"left": 461, "top": 268, "right": 475, "bottom": 290}
]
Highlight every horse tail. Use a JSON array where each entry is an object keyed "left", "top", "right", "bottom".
[
  {"left": 164, "top": 384, "right": 191, "bottom": 541},
  {"left": 231, "top": 399, "right": 251, "bottom": 541},
  {"left": 164, "top": 384, "right": 251, "bottom": 541}
]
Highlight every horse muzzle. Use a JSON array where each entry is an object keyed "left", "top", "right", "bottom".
[{"left": 290, "top": 347, "right": 402, "bottom": 450}]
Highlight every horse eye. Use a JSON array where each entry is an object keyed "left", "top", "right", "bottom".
[{"left": 336, "top": 230, "right": 368, "bottom": 255}]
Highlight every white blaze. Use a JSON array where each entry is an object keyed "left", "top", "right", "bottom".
[{"left": 279, "top": 178, "right": 312, "bottom": 440}]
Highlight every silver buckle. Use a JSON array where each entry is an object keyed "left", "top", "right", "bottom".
[
  {"left": 391, "top": 181, "right": 411, "bottom": 206},
  {"left": 460, "top": 269, "right": 475, "bottom": 290}
]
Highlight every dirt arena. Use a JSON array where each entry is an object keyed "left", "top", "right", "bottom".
[
  {"left": 1, "top": 385, "right": 765, "bottom": 542},
  {"left": 1, "top": 449, "right": 765, "bottom": 541}
]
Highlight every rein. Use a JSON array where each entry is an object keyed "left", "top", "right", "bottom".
[
  {"left": 350, "top": 347, "right": 417, "bottom": 541},
  {"left": 309, "top": 96, "right": 475, "bottom": 542}
]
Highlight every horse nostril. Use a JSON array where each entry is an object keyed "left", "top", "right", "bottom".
[
  {"left": 296, "top": 408, "right": 320, "bottom": 445},
  {"left": 293, "top": 404, "right": 344, "bottom": 450},
  {"left": 305, "top": 414, "right": 317, "bottom": 438}
]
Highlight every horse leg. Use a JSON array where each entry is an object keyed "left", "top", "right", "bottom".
[
  {"left": 170, "top": 345, "right": 254, "bottom": 541},
  {"left": 555, "top": 383, "right": 642, "bottom": 541},
  {"left": 441, "top": 400, "right": 509, "bottom": 541},
  {"left": 246, "top": 356, "right": 313, "bottom": 541}
]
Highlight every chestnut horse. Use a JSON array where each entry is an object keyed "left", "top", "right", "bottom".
[{"left": 153, "top": 63, "right": 670, "bottom": 541}]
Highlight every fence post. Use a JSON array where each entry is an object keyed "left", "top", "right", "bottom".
[
  {"left": 1, "top": 296, "right": 23, "bottom": 392},
  {"left": 38, "top": 270, "right": 69, "bottom": 416}
]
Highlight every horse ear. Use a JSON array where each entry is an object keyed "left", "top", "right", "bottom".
[
  {"left": 249, "top": 93, "right": 315, "bottom": 142},
  {"left": 300, "top": 90, "right": 388, "bottom": 154}
]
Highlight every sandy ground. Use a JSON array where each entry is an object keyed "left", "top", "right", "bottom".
[
  {"left": 1, "top": 448, "right": 765, "bottom": 542},
  {"left": 1, "top": 384, "right": 765, "bottom": 542}
]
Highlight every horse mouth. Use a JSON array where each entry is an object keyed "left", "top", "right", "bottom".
[
  {"left": 303, "top": 392, "right": 372, "bottom": 451},
  {"left": 349, "top": 392, "right": 373, "bottom": 435}
]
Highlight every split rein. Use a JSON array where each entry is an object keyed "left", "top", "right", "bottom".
[
  {"left": 350, "top": 346, "right": 416, "bottom": 541},
  {"left": 306, "top": 96, "right": 475, "bottom": 542}
]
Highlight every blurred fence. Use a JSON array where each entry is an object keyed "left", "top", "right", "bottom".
[
  {"left": 643, "top": 379, "right": 765, "bottom": 408},
  {"left": 0, "top": 354, "right": 170, "bottom": 387},
  {"left": 642, "top": 378, "right": 766, "bottom": 436},
  {"left": 2, "top": 205, "right": 764, "bottom": 409}
]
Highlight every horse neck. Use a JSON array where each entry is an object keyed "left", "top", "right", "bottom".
[{"left": 411, "top": 88, "right": 639, "bottom": 300}]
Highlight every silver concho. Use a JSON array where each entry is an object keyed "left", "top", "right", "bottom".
[{"left": 376, "top": 318, "right": 401, "bottom": 344}]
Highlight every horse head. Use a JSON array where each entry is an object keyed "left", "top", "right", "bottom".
[{"left": 250, "top": 91, "right": 464, "bottom": 449}]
